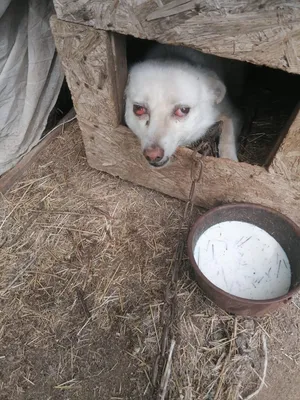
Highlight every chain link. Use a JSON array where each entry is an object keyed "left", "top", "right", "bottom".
[{"left": 153, "top": 146, "right": 204, "bottom": 399}]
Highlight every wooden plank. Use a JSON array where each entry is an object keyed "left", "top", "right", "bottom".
[
  {"left": 78, "top": 117, "right": 300, "bottom": 227},
  {"left": 268, "top": 105, "right": 300, "bottom": 181},
  {"left": 52, "top": 0, "right": 300, "bottom": 74},
  {"left": 0, "top": 109, "right": 76, "bottom": 195},
  {"left": 146, "top": 0, "right": 197, "bottom": 21},
  {"left": 50, "top": 17, "right": 121, "bottom": 127},
  {"left": 155, "top": 11, "right": 300, "bottom": 73},
  {"left": 109, "top": 33, "right": 128, "bottom": 124}
]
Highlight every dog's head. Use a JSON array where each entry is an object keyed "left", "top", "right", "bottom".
[{"left": 124, "top": 60, "right": 226, "bottom": 168}]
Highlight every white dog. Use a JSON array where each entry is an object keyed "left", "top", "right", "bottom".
[{"left": 125, "top": 44, "right": 244, "bottom": 168}]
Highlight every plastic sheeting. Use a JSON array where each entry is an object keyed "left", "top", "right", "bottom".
[{"left": 0, "top": 0, "right": 64, "bottom": 175}]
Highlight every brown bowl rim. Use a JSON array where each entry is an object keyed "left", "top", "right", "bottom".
[{"left": 187, "top": 202, "right": 300, "bottom": 305}]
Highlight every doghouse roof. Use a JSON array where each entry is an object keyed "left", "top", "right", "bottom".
[{"left": 53, "top": 0, "right": 300, "bottom": 74}]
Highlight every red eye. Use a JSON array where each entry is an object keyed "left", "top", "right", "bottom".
[
  {"left": 133, "top": 104, "right": 147, "bottom": 116},
  {"left": 174, "top": 107, "right": 190, "bottom": 117}
]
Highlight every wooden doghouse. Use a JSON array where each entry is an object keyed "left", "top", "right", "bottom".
[{"left": 50, "top": 1, "right": 300, "bottom": 226}]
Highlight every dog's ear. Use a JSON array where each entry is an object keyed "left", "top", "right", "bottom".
[{"left": 207, "top": 73, "right": 226, "bottom": 104}]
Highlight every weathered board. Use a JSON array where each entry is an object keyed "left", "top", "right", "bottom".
[
  {"left": 51, "top": 18, "right": 127, "bottom": 127},
  {"left": 269, "top": 104, "right": 300, "bottom": 181},
  {"left": 52, "top": 0, "right": 300, "bottom": 74},
  {"left": 79, "top": 119, "right": 300, "bottom": 227},
  {"left": 50, "top": 16, "right": 300, "bottom": 226},
  {"left": 50, "top": 20, "right": 123, "bottom": 127}
]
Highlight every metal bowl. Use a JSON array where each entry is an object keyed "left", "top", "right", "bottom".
[{"left": 187, "top": 203, "right": 300, "bottom": 316}]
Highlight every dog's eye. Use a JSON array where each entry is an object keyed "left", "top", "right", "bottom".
[
  {"left": 174, "top": 107, "right": 190, "bottom": 117},
  {"left": 133, "top": 104, "right": 147, "bottom": 116}
]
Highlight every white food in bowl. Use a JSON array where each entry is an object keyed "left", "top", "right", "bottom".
[{"left": 193, "top": 221, "right": 291, "bottom": 300}]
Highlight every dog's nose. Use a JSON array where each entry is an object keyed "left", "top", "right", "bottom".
[{"left": 143, "top": 146, "right": 164, "bottom": 163}]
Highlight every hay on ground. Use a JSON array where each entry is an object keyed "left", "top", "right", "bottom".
[{"left": 1, "top": 121, "right": 300, "bottom": 400}]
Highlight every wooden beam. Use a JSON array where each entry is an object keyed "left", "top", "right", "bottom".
[
  {"left": 79, "top": 117, "right": 300, "bottom": 227},
  {"left": 268, "top": 105, "right": 300, "bottom": 181},
  {"left": 109, "top": 32, "right": 128, "bottom": 124},
  {"left": 52, "top": 2, "right": 300, "bottom": 74},
  {"left": 50, "top": 17, "right": 122, "bottom": 128}
]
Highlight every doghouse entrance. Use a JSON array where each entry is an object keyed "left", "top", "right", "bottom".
[
  {"left": 50, "top": 13, "right": 300, "bottom": 226},
  {"left": 125, "top": 36, "right": 300, "bottom": 167}
]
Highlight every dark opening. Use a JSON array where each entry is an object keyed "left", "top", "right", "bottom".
[
  {"left": 43, "top": 78, "right": 73, "bottom": 138},
  {"left": 238, "top": 65, "right": 300, "bottom": 166},
  {"left": 126, "top": 35, "right": 300, "bottom": 167}
]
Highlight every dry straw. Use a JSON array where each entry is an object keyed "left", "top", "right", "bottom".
[{"left": 0, "top": 120, "right": 297, "bottom": 399}]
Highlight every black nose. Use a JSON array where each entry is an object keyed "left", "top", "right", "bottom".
[{"left": 145, "top": 155, "right": 163, "bottom": 163}]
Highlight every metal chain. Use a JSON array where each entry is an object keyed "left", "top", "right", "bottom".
[{"left": 152, "top": 145, "right": 204, "bottom": 400}]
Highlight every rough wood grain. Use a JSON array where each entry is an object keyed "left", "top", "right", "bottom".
[
  {"left": 110, "top": 33, "right": 128, "bottom": 123},
  {"left": 78, "top": 118, "right": 300, "bottom": 226},
  {"left": 269, "top": 105, "right": 300, "bottom": 181},
  {"left": 50, "top": 17, "right": 122, "bottom": 127},
  {"left": 50, "top": 17, "right": 300, "bottom": 226},
  {"left": 52, "top": 0, "right": 300, "bottom": 74}
]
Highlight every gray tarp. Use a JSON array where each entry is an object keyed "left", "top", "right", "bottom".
[{"left": 0, "top": 0, "right": 64, "bottom": 175}]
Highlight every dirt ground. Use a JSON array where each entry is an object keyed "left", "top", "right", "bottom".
[{"left": 1, "top": 121, "right": 300, "bottom": 400}]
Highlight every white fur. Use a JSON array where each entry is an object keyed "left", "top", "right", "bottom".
[{"left": 125, "top": 44, "right": 244, "bottom": 166}]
